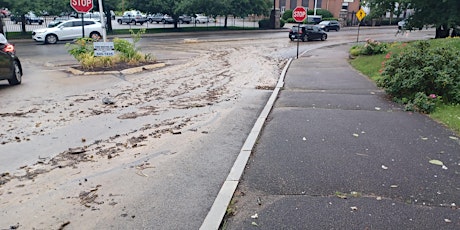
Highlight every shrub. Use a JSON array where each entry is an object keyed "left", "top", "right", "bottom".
[
  {"left": 282, "top": 10, "right": 293, "bottom": 21},
  {"left": 349, "top": 39, "right": 388, "bottom": 56},
  {"left": 258, "top": 19, "right": 270, "bottom": 29},
  {"left": 66, "top": 28, "right": 154, "bottom": 70},
  {"left": 361, "top": 39, "right": 388, "bottom": 55},
  {"left": 379, "top": 40, "right": 460, "bottom": 112}
]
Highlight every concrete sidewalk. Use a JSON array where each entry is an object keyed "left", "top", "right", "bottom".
[{"left": 223, "top": 44, "right": 460, "bottom": 229}]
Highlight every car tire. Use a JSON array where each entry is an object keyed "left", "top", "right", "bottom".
[
  {"left": 8, "top": 60, "right": 22, "bottom": 86},
  {"left": 149, "top": 19, "right": 153, "bottom": 23},
  {"left": 90, "top": 32, "right": 101, "bottom": 41},
  {"left": 39, "top": 21, "right": 43, "bottom": 25},
  {"left": 140, "top": 22, "right": 143, "bottom": 25},
  {"left": 336, "top": 27, "right": 340, "bottom": 32},
  {"left": 301, "top": 36, "right": 306, "bottom": 42},
  {"left": 45, "top": 34, "right": 58, "bottom": 44},
  {"left": 321, "top": 34, "right": 327, "bottom": 41},
  {"left": 325, "top": 28, "right": 329, "bottom": 32},
  {"left": 117, "top": 19, "right": 122, "bottom": 24}
]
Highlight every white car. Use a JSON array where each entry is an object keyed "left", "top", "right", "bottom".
[
  {"left": 32, "top": 19, "right": 103, "bottom": 44},
  {"left": 194, "top": 14, "right": 213, "bottom": 23}
]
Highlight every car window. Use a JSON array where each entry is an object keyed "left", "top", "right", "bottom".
[
  {"left": 72, "top": 21, "right": 83, "bottom": 27},
  {"left": 84, "top": 21, "right": 95, "bottom": 25},
  {"left": 60, "top": 21, "right": 73, "bottom": 27}
]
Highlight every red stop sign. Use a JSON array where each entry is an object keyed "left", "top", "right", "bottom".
[
  {"left": 292, "top": 6, "right": 307, "bottom": 23},
  {"left": 70, "top": 0, "right": 93, "bottom": 13}
]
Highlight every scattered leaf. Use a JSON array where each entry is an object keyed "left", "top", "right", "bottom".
[
  {"left": 376, "top": 196, "right": 382, "bottom": 201},
  {"left": 375, "top": 107, "right": 381, "bottom": 111},
  {"left": 353, "top": 133, "right": 359, "bottom": 137},
  {"left": 421, "top": 137, "right": 428, "bottom": 140},
  {"left": 251, "top": 222, "right": 258, "bottom": 226},
  {"left": 449, "top": 136, "right": 458, "bottom": 140},
  {"left": 429, "top": 159, "right": 444, "bottom": 166},
  {"left": 444, "top": 219, "right": 452, "bottom": 223},
  {"left": 350, "top": 206, "right": 358, "bottom": 211},
  {"left": 442, "top": 165, "right": 448, "bottom": 170},
  {"left": 390, "top": 185, "right": 398, "bottom": 188},
  {"left": 251, "top": 213, "right": 258, "bottom": 219},
  {"left": 302, "top": 137, "right": 307, "bottom": 141},
  {"left": 381, "top": 165, "right": 388, "bottom": 170}
]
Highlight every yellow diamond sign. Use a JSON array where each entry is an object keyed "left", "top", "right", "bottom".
[{"left": 356, "top": 9, "right": 366, "bottom": 21}]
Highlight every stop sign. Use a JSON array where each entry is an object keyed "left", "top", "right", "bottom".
[
  {"left": 70, "top": 0, "right": 93, "bottom": 13},
  {"left": 292, "top": 6, "right": 307, "bottom": 23}
]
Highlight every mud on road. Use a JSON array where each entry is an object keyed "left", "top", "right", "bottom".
[{"left": 0, "top": 37, "right": 289, "bottom": 229}]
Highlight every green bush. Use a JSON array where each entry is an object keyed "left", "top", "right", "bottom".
[
  {"left": 66, "top": 28, "right": 153, "bottom": 70},
  {"left": 307, "top": 9, "right": 333, "bottom": 18},
  {"left": 350, "top": 39, "right": 388, "bottom": 56},
  {"left": 379, "top": 40, "right": 460, "bottom": 113},
  {"left": 282, "top": 10, "right": 293, "bottom": 21},
  {"left": 258, "top": 19, "right": 270, "bottom": 28}
]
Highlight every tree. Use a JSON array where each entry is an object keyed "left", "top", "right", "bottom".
[{"left": 409, "top": 0, "right": 460, "bottom": 38}]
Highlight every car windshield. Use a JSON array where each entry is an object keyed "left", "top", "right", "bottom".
[{"left": 319, "top": 21, "right": 329, "bottom": 25}]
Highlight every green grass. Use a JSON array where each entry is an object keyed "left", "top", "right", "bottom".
[
  {"left": 430, "top": 104, "right": 460, "bottom": 134},
  {"left": 349, "top": 38, "right": 460, "bottom": 135}
]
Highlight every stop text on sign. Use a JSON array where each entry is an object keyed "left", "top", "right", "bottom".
[
  {"left": 71, "top": 0, "right": 92, "bottom": 6},
  {"left": 293, "top": 11, "right": 306, "bottom": 18}
]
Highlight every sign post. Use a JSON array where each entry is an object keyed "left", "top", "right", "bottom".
[
  {"left": 70, "top": 0, "right": 94, "bottom": 39},
  {"left": 292, "top": 6, "right": 307, "bottom": 59},
  {"left": 355, "top": 8, "right": 366, "bottom": 43}
]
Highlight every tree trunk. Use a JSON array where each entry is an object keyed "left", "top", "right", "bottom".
[
  {"left": 21, "top": 15, "right": 26, "bottom": 33},
  {"left": 224, "top": 16, "right": 228, "bottom": 28},
  {"left": 435, "top": 24, "right": 449, "bottom": 38}
]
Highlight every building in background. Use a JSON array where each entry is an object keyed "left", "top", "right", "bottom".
[{"left": 275, "top": 0, "right": 361, "bottom": 25}]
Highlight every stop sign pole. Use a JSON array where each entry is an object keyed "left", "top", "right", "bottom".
[{"left": 292, "top": 6, "right": 307, "bottom": 59}]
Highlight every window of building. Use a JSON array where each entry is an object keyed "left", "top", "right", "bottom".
[
  {"left": 302, "top": 0, "right": 309, "bottom": 8},
  {"left": 290, "top": 0, "right": 297, "bottom": 9}
]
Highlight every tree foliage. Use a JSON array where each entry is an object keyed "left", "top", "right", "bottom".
[
  {"left": 4, "top": 0, "right": 271, "bottom": 31},
  {"left": 366, "top": 0, "right": 460, "bottom": 38}
]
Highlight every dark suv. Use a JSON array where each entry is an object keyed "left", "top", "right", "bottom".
[
  {"left": 289, "top": 25, "right": 327, "bottom": 42},
  {"left": 318, "top": 20, "right": 340, "bottom": 32}
]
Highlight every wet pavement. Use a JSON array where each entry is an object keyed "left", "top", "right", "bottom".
[{"left": 223, "top": 44, "right": 460, "bottom": 229}]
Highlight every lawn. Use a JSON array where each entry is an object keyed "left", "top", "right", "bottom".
[{"left": 349, "top": 38, "right": 460, "bottom": 135}]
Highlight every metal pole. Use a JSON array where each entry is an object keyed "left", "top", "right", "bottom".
[
  {"left": 314, "top": 0, "right": 318, "bottom": 15},
  {"left": 357, "top": 24, "right": 360, "bottom": 43},
  {"left": 98, "top": 0, "right": 106, "bottom": 42},
  {"left": 297, "top": 22, "right": 300, "bottom": 59},
  {"left": 81, "top": 13, "right": 85, "bottom": 38}
]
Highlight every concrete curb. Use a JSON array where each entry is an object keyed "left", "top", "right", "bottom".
[
  {"left": 199, "top": 58, "right": 293, "bottom": 230},
  {"left": 66, "top": 63, "right": 166, "bottom": 75}
]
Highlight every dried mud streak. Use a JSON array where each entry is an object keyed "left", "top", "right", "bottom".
[{"left": 0, "top": 42, "right": 283, "bottom": 197}]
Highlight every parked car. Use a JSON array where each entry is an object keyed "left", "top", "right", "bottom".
[
  {"left": 117, "top": 10, "right": 148, "bottom": 25},
  {"left": 32, "top": 19, "right": 103, "bottom": 44},
  {"left": 11, "top": 12, "right": 44, "bottom": 25},
  {"left": 178, "top": 15, "right": 192, "bottom": 24},
  {"left": 289, "top": 25, "right": 327, "bottom": 42},
  {"left": 147, "top": 13, "right": 164, "bottom": 23},
  {"left": 317, "top": 20, "right": 340, "bottom": 32},
  {"left": 194, "top": 14, "right": 212, "bottom": 23},
  {"left": 0, "top": 34, "right": 22, "bottom": 86}
]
